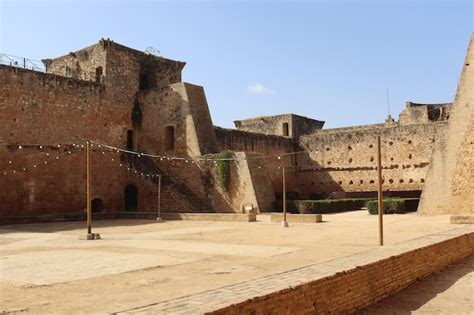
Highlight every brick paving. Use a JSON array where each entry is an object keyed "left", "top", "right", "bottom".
[{"left": 115, "top": 226, "right": 474, "bottom": 314}]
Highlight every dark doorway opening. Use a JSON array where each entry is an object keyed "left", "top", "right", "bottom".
[
  {"left": 124, "top": 185, "right": 138, "bottom": 211},
  {"left": 282, "top": 122, "right": 289, "bottom": 136},
  {"left": 127, "top": 130, "right": 134, "bottom": 150},
  {"left": 91, "top": 198, "right": 104, "bottom": 213},
  {"left": 95, "top": 66, "right": 103, "bottom": 83},
  {"left": 164, "top": 126, "right": 175, "bottom": 152},
  {"left": 139, "top": 73, "right": 150, "bottom": 90}
]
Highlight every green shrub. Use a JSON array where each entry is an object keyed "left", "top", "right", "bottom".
[
  {"left": 274, "top": 198, "right": 375, "bottom": 214},
  {"left": 297, "top": 198, "right": 374, "bottom": 214},
  {"left": 216, "top": 151, "right": 233, "bottom": 191},
  {"left": 367, "top": 199, "right": 406, "bottom": 215},
  {"left": 273, "top": 198, "right": 417, "bottom": 214}
]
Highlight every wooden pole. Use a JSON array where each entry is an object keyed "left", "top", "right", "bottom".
[
  {"left": 86, "top": 140, "right": 92, "bottom": 235},
  {"left": 157, "top": 175, "right": 162, "bottom": 221},
  {"left": 282, "top": 166, "right": 288, "bottom": 227},
  {"left": 377, "top": 136, "right": 384, "bottom": 246}
]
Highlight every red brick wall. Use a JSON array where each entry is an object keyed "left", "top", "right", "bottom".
[
  {"left": 207, "top": 231, "right": 474, "bottom": 314},
  {"left": 0, "top": 65, "right": 194, "bottom": 216}
]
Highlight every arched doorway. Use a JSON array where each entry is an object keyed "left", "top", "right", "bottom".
[
  {"left": 91, "top": 198, "right": 104, "bottom": 213},
  {"left": 124, "top": 185, "right": 138, "bottom": 211}
]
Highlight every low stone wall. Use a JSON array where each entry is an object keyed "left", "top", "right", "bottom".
[
  {"left": 0, "top": 212, "right": 256, "bottom": 225},
  {"left": 451, "top": 215, "right": 474, "bottom": 224},
  {"left": 270, "top": 213, "right": 322, "bottom": 223},
  {"left": 161, "top": 212, "right": 256, "bottom": 222},
  {"left": 0, "top": 212, "right": 157, "bottom": 225},
  {"left": 208, "top": 228, "right": 473, "bottom": 314},
  {"left": 117, "top": 226, "right": 474, "bottom": 314}
]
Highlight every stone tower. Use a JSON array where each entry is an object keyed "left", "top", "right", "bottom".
[{"left": 418, "top": 33, "right": 474, "bottom": 215}]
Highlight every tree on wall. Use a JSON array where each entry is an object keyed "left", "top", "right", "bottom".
[
  {"left": 216, "top": 150, "right": 233, "bottom": 191},
  {"left": 144, "top": 46, "right": 161, "bottom": 56}
]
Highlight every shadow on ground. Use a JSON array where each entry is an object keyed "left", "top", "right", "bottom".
[
  {"left": 358, "top": 254, "right": 474, "bottom": 315},
  {"left": 0, "top": 219, "right": 160, "bottom": 234}
]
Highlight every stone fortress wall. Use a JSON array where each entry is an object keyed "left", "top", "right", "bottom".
[
  {"left": 234, "top": 114, "right": 325, "bottom": 138},
  {"left": 419, "top": 34, "right": 474, "bottom": 215},
  {"left": 214, "top": 127, "right": 296, "bottom": 194},
  {"left": 295, "top": 122, "right": 446, "bottom": 198},
  {"left": 0, "top": 39, "right": 216, "bottom": 217},
  {"left": 0, "top": 64, "right": 160, "bottom": 216},
  {"left": 223, "top": 104, "right": 449, "bottom": 200},
  {"left": 1, "top": 35, "right": 471, "bottom": 217}
]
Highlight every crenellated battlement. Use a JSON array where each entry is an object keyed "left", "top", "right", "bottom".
[{"left": 0, "top": 64, "right": 105, "bottom": 94}]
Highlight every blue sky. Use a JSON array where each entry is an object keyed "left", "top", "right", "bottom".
[{"left": 1, "top": 0, "right": 472, "bottom": 128}]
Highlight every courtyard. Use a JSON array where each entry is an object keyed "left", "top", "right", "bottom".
[{"left": 0, "top": 211, "right": 462, "bottom": 314}]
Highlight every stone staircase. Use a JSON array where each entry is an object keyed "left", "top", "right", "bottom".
[{"left": 124, "top": 154, "right": 212, "bottom": 212}]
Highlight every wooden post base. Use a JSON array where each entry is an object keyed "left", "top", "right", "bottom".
[{"left": 79, "top": 233, "right": 101, "bottom": 240}]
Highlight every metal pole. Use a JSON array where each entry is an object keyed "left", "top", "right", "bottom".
[
  {"left": 86, "top": 140, "right": 92, "bottom": 235},
  {"left": 377, "top": 136, "right": 384, "bottom": 246},
  {"left": 386, "top": 88, "right": 391, "bottom": 117},
  {"left": 157, "top": 175, "right": 162, "bottom": 221},
  {"left": 282, "top": 166, "right": 289, "bottom": 227}
]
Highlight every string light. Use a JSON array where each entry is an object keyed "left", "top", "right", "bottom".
[
  {"left": 90, "top": 140, "right": 306, "bottom": 162},
  {"left": 108, "top": 155, "right": 160, "bottom": 179},
  {"left": 1, "top": 144, "right": 80, "bottom": 175},
  {"left": 2, "top": 140, "right": 294, "bottom": 178},
  {"left": 1, "top": 144, "right": 163, "bottom": 181}
]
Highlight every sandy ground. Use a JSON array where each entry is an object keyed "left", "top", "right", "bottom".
[
  {"left": 362, "top": 254, "right": 474, "bottom": 315},
  {"left": 0, "top": 211, "right": 465, "bottom": 314}
]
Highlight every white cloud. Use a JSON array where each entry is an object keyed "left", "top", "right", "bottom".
[{"left": 247, "top": 83, "right": 275, "bottom": 95}]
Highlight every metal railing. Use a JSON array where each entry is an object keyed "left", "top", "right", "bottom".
[{"left": 0, "top": 53, "right": 46, "bottom": 72}]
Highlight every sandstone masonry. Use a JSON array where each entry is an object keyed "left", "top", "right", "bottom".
[{"left": 1, "top": 36, "right": 469, "bottom": 217}]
